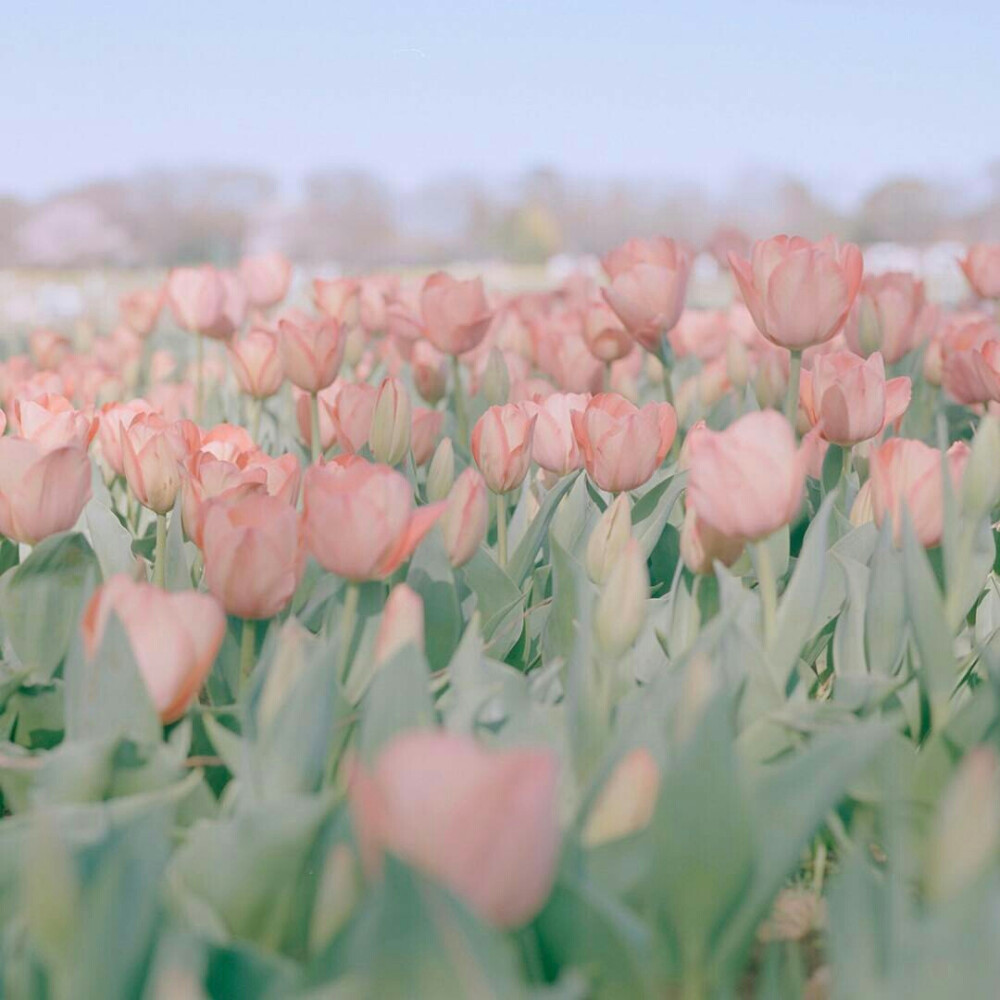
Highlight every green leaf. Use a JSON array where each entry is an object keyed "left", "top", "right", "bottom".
[
  {"left": 407, "top": 530, "right": 462, "bottom": 671},
  {"left": 84, "top": 500, "right": 137, "bottom": 581},
  {"left": 461, "top": 548, "right": 524, "bottom": 660},
  {"left": 865, "top": 521, "right": 907, "bottom": 676},
  {"left": 507, "top": 471, "right": 580, "bottom": 587},
  {"left": 631, "top": 472, "right": 686, "bottom": 559},
  {"left": 357, "top": 646, "right": 435, "bottom": 762}
]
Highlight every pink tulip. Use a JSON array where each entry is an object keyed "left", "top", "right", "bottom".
[
  {"left": 238, "top": 252, "right": 293, "bottom": 310},
  {"left": 687, "top": 411, "right": 808, "bottom": 542},
  {"left": 121, "top": 413, "right": 199, "bottom": 514},
  {"left": 29, "top": 329, "right": 71, "bottom": 371},
  {"left": 799, "top": 352, "right": 911, "bottom": 445},
  {"left": 167, "top": 265, "right": 226, "bottom": 335},
  {"left": 729, "top": 236, "right": 863, "bottom": 350},
  {"left": 420, "top": 272, "right": 494, "bottom": 356},
  {"left": 442, "top": 468, "right": 489, "bottom": 568},
  {"left": 870, "top": 438, "right": 971, "bottom": 547},
  {"left": 180, "top": 452, "right": 268, "bottom": 549},
  {"left": 294, "top": 384, "right": 339, "bottom": 455},
  {"left": 571, "top": 394, "right": 677, "bottom": 493},
  {"left": 198, "top": 423, "right": 256, "bottom": 463},
  {"left": 119, "top": 287, "right": 164, "bottom": 338},
  {"left": 203, "top": 494, "right": 304, "bottom": 619},
  {"left": 847, "top": 272, "right": 927, "bottom": 363},
  {"left": 278, "top": 309, "right": 344, "bottom": 393},
  {"left": 303, "top": 457, "right": 444, "bottom": 581},
  {"left": 668, "top": 309, "right": 732, "bottom": 362},
  {"left": 374, "top": 583, "right": 425, "bottom": 665},
  {"left": 925, "top": 313, "right": 998, "bottom": 387},
  {"left": 959, "top": 243, "right": 1000, "bottom": 300},
  {"left": 229, "top": 328, "right": 284, "bottom": 399},
  {"left": 601, "top": 237, "right": 692, "bottom": 353},
  {"left": 680, "top": 505, "right": 745, "bottom": 575},
  {"left": 12, "top": 394, "right": 96, "bottom": 451},
  {"left": 332, "top": 381, "right": 378, "bottom": 454},
  {"left": 0, "top": 438, "right": 92, "bottom": 544},
  {"left": 582, "top": 298, "right": 633, "bottom": 363},
  {"left": 524, "top": 392, "right": 589, "bottom": 477},
  {"left": 411, "top": 407, "right": 444, "bottom": 466},
  {"left": 82, "top": 575, "right": 225, "bottom": 723},
  {"left": 349, "top": 730, "right": 559, "bottom": 927},
  {"left": 471, "top": 404, "right": 537, "bottom": 494},
  {"left": 359, "top": 277, "right": 392, "bottom": 333},
  {"left": 943, "top": 340, "right": 1000, "bottom": 405},
  {"left": 313, "top": 277, "right": 360, "bottom": 325},
  {"left": 97, "top": 400, "right": 155, "bottom": 477},
  {"left": 411, "top": 340, "right": 449, "bottom": 404},
  {"left": 238, "top": 449, "right": 302, "bottom": 507}
]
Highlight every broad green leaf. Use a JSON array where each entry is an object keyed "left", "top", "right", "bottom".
[
  {"left": 461, "top": 548, "right": 524, "bottom": 660},
  {"left": 357, "top": 646, "right": 434, "bottom": 762},
  {"left": 507, "top": 471, "right": 580, "bottom": 587},
  {"left": 407, "top": 530, "right": 462, "bottom": 671}
]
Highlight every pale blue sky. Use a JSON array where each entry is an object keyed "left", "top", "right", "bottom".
[{"left": 2, "top": 0, "right": 998, "bottom": 204}]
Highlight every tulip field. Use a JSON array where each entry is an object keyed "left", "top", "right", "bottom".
[{"left": 3, "top": 237, "right": 1000, "bottom": 998}]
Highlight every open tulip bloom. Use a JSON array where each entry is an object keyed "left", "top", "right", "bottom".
[{"left": 5, "top": 236, "right": 1000, "bottom": 997}]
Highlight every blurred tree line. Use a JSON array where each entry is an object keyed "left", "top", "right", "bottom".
[{"left": 2, "top": 162, "right": 999, "bottom": 269}]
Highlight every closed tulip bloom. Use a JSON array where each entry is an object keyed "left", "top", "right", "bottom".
[
  {"left": 442, "top": 467, "right": 489, "bottom": 568},
  {"left": 82, "top": 575, "right": 225, "bottom": 723},
  {"left": 594, "top": 538, "right": 649, "bottom": 658},
  {"left": 581, "top": 748, "right": 660, "bottom": 847},
  {"left": 374, "top": 583, "right": 425, "bottom": 665},
  {"left": 848, "top": 272, "right": 927, "bottom": 363},
  {"left": 420, "top": 272, "right": 494, "bottom": 356},
  {"left": 121, "top": 413, "right": 199, "bottom": 514},
  {"left": 925, "top": 313, "right": 997, "bottom": 386},
  {"left": 295, "top": 385, "right": 338, "bottom": 455},
  {"left": 238, "top": 252, "right": 293, "bottom": 310},
  {"left": 571, "top": 394, "right": 677, "bottom": 493},
  {"left": 331, "top": 381, "right": 378, "bottom": 454},
  {"left": 729, "top": 236, "right": 863, "bottom": 350},
  {"left": 239, "top": 450, "right": 302, "bottom": 507},
  {"left": 410, "top": 407, "right": 444, "bottom": 466},
  {"left": 12, "top": 394, "right": 96, "bottom": 450},
  {"left": 29, "top": 329, "right": 71, "bottom": 371},
  {"left": 349, "top": 730, "right": 560, "bottom": 928},
  {"left": 870, "top": 438, "right": 971, "bottom": 547},
  {"left": 601, "top": 237, "right": 692, "bottom": 353},
  {"left": 313, "top": 277, "right": 361, "bottom": 325},
  {"left": 198, "top": 270, "right": 248, "bottom": 340},
  {"left": 278, "top": 309, "right": 344, "bottom": 393},
  {"left": 426, "top": 438, "right": 456, "bottom": 502},
  {"left": 180, "top": 452, "right": 268, "bottom": 548},
  {"left": 525, "top": 392, "right": 589, "bottom": 477},
  {"left": 229, "top": 328, "right": 284, "bottom": 398},
  {"left": 799, "top": 352, "right": 911, "bottom": 445},
  {"left": 959, "top": 243, "right": 1000, "bottom": 300},
  {"left": 167, "top": 265, "right": 226, "bottom": 335},
  {"left": 202, "top": 494, "right": 304, "bottom": 619},
  {"left": 119, "top": 286, "right": 164, "bottom": 338},
  {"left": 668, "top": 309, "right": 732, "bottom": 362},
  {"left": 687, "top": 411, "right": 807, "bottom": 542},
  {"left": 198, "top": 423, "right": 256, "bottom": 463},
  {"left": 586, "top": 493, "right": 632, "bottom": 584},
  {"left": 411, "top": 340, "right": 449, "bottom": 404},
  {"left": 97, "top": 400, "right": 155, "bottom": 477},
  {"left": 0, "top": 439, "right": 92, "bottom": 544},
  {"left": 471, "top": 404, "right": 537, "bottom": 494},
  {"left": 582, "top": 298, "right": 633, "bottom": 362},
  {"left": 679, "top": 505, "right": 746, "bottom": 575},
  {"left": 850, "top": 479, "right": 875, "bottom": 527},
  {"left": 303, "top": 457, "right": 445, "bottom": 581},
  {"left": 943, "top": 339, "right": 1000, "bottom": 405},
  {"left": 368, "top": 377, "right": 412, "bottom": 466}
]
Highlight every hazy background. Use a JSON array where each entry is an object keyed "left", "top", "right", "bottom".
[{"left": 2, "top": 0, "right": 999, "bottom": 268}]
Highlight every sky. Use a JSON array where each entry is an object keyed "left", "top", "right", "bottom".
[{"left": 2, "top": 0, "right": 999, "bottom": 206}]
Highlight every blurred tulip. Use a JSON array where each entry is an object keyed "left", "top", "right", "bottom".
[
  {"left": 427, "top": 438, "right": 456, "bottom": 503},
  {"left": 303, "top": 457, "right": 444, "bottom": 580},
  {"left": 203, "top": 494, "right": 303, "bottom": 619},
  {"left": 278, "top": 310, "right": 344, "bottom": 393},
  {"left": 586, "top": 493, "right": 632, "bottom": 584},
  {"left": 420, "top": 272, "right": 493, "bottom": 355},
  {"left": 368, "top": 377, "right": 411, "bottom": 466},
  {"left": 121, "top": 413, "right": 198, "bottom": 514},
  {"left": 471, "top": 404, "right": 537, "bottom": 494},
  {"left": 374, "top": 583, "right": 425, "bottom": 665},
  {"left": 594, "top": 538, "right": 649, "bottom": 658},
  {"left": 410, "top": 407, "right": 444, "bottom": 466},
  {"left": 729, "top": 236, "right": 863, "bottom": 350},
  {"left": 81, "top": 575, "right": 225, "bottom": 723},
  {"left": 668, "top": 309, "right": 731, "bottom": 361},
  {"left": 239, "top": 252, "right": 292, "bottom": 310},
  {"left": 167, "top": 265, "right": 226, "bottom": 335},
  {"left": 442, "top": 467, "right": 489, "bottom": 568},
  {"left": 411, "top": 340, "right": 449, "bottom": 404},
  {"left": 12, "top": 394, "right": 96, "bottom": 450},
  {"left": 524, "top": 392, "right": 589, "bottom": 477},
  {"left": 313, "top": 277, "right": 360, "bottom": 325},
  {"left": 229, "top": 328, "right": 284, "bottom": 399},
  {"left": 687, "top": 411, "right": 807, "bottom": 542},
  {"left": 199, "top": 270, "right": 248, "bottom": 340},
  {"left": 349, "top": 730, "right": 559, "bottom": 927},
  {"left": 571, "top": 393, "right": 676, "bottom": 493},
  {"left": 331, "top": 381, "right": 378, "bottom": 454},
  {"left": 848, "top": 272, "right": 927, "bottom": 363},
  {"left": 850, "top": 479, "right": 875, "bottom": 526},
  {"left": 582, "top": 298, "right": 633, "bottom": 363},
  {"left": 680, "top": 504, "right": 746, "bottom": 575},
  {"left": 943, "top": 339, "right": 1000, "bottom": 405},
  {"left": 581, "top": 748, "right": 660, "bottom": 847},
  {"left": 119, "top": 286, "right": 164, "bottom": 338},
  {"left": 29, "top": 329, "right": 71, "bottom": 371},
  {"left": 959, "top": 243, "right": 1000, "bottom": 300},
  {"left": 601, "top": 237, "right": 692, "bottom": 353},
  {"left": 481, "top": 347, "right": 512, "bottom": 406},
  {"left": 870, "top": 437, "right": 970, "bottom": 547},
  {"left": 0, "top": 439, "right": 92, "bottom": 544}
]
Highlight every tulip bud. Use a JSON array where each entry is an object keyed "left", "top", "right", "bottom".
[
  {"left": 754, "top": 354, "right": 787, "bottom": 410},
  {"left": 927, "top": 746, "right": 1000, "bottom": 901},
  {"left": 594, "top": 539, "right": 649, "bottom": 658},
  {"left": 426, "top": 438, "right": 455, "bottom": 502},
  {"left": 725, "top": 337, "right": 750, "bottom": 389},
  {"left": 344, "top": 326, "right": 367, "bottom": 367},
  {"left": 962, "top": 415, "right": 1000, "bottom": 517},
  {"left": 368, "top": 377, "right": 412, "bottom": 466},
  {"left": 482, "top": 347, "right": 511, "bottom": 406},
  {"left": 442, "top": 468, "right": 489, "bottom": 568},
  {"left": 374, "top": 584, "right": 425, "bottom": 665},
  {"left": 581, "top": 748, "right": 659, "bottom": 847},
  {"left": 586, "top": 494, "right": 632, "bottom": 584},
  {"left": 850, "top": 479, "right": 875, "bottom": 526}
]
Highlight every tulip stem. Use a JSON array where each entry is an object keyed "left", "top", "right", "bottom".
[
  {"left": 754, "top": 540, "right": 778, "bottom": 649},
  {"left": 240, "top": 618, "right": 256, "bottom": 683},
  {"left": 195, "top": 332, "right": 204, "bottom": 424},
  {"left": 451, "top": 355, "right": 469, "bottom": 448},
  {"left": 784, "top": 350, "right": 802, "bottom": 428},
  {"left": 249, "top": 397, "right": 263, "bottom": 445},
  {"left": 153, "top": 512, "right": 167, "bottom": 588},
  {"left": 309, "top": 392, "right": 322, "bottom": 464},
  {"left": 338, "top": 583, "right": 361, "bottom": 683},
  {"left": 495, "top": 491, "right": 508, "bottom": 569}
]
